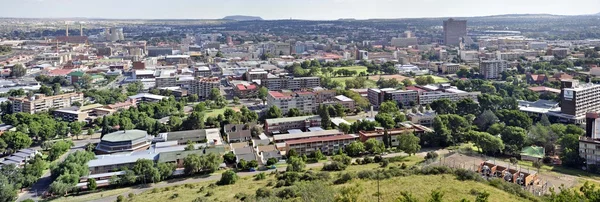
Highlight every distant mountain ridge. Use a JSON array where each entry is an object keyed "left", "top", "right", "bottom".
[{"left": 223, "top": 15, "right": 263, "bottom": 21}]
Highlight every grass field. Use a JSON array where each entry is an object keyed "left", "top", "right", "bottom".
[
  {"left": 331, "top": 77, "right": 377, "bottom": 88},
  {"left": 367, "top": 74, "right": 410, "bottom": 82},
  {"left": 203, "top": 107, "right": 238, "bottom": 120},
  {"left": 416, "top": 75, "right": 450, "bottom": 83},
  {"left": 332, "top": 66, "right": 368, "bottom": 74}
]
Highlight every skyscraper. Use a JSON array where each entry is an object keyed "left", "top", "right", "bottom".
[{"left": 443, "top": 18, "right": 467, "bottom": 46}]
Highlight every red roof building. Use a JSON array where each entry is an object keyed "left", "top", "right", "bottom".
[{"left": 285, "top": 134, "right": 358, "bottom": 156}]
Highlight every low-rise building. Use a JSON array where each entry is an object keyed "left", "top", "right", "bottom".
[
  {"left": 95, "top": 130, "right": 151, "bottom": 154},
  {"left": 53, "top": 104, "right": 114, "bottom": 122},
  {"left": 225, "top": 124, "right": 253, "bottom": 143},
  {"left": 155, "top": 128, "right": 223, "bottom": 145},
  {"left": 10, "top": 93, "right": 84, "bottom": 114},
  {"left": 406, "top": 111, "right": 437, "bottom": 126},
  {"left": 358, "top": 123, "right": 432, "bottom": 146},
  {"left": 261, "top": 76, "right": 321, "bottom": 91},
  {"left": 284, "top": 134, "right": 359, "bottom": 156},
  {"left": 0, "top": 149, "right": 41, "bottom": 168},
  {"left": 273, "top": 130, "right": 344, "bottom": 143},
  {"left": 232, "top": 82, "right": 259, "bottom": 99},
  {"left": 441, "top": 63, "right": 460, "bottom": 74},
  {"left": 255, "top": 145, "right": 282, "bottom": 165},
  {"left": 128, "top": 93, "right": 167, "bottom": 103},
  {"left": 418, "top": 90, "right": 480, "bottom": 105},
  {"left": 264, "top": 115, "right": 321, "bottom": 134},
  {"left": 267, "top": 91, "right": 317, "bottom": 114}
]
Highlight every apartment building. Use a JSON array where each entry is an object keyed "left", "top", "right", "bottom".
[
  {"left": 267, "top": 91, "right": 316, "bottom": 114},
  {"left": 244, "top": 69, "right": 269, "bottom": 81},
  {"left": 284, "top": 134, "right": 359, "bottom": 156},
  {"left": 189, "top": 77, "right": 220, "bottom": 100},
  {"left": 195, "top": 66, "right": 212, "bottom": 78},
  {"left": 264, "top": 115, "right": 321, "bottom": 134},
  {"left": 479, "top": 60, "right": 508, "bottom": 79},
  {"left": 261, "top": 76, "right": 321, "bottom": 91},
  {"left": 368, "top": 88, "right": 419, "bottom": 108},
  {"left": 559, "top": 80, "right": 600, "bottom": 123},
  {"left": 580, "top": 113, "right": 600, "bottom": 166},
  {"left": 440, "top": 63, "right": 461, "bottom": 74},
  {"left": 407, "top": 111, "right": 437, "bottom": 126},
  {"left": 273, "top": 130, "right": 344, "bottom": 143},
  {"left": 358, "top": 123, "right": 432, "bottom": 146},
  {"left": 418, "top": 90, "right": 480, "bottom": 105},
  {"left": 312, "top": 87, "right": 337, "bottom": 103},
  {"left": 10, "top": 92, "right": 84, "bottom": 114},
  {"left": 232, "top": 82, "right": 259, "bottom": 99}
]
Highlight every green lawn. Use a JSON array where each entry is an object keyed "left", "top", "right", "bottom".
[
  {"left": 203, "top": 107, "right": 237, "bottom": 120},
  {"left": 331, "top": 77, "right": 377, "bottom": 88},
  {"left": 417, "top": 75, "right": 450, "bottom": 83},
  {"left": 332, "top": 66, "right": 368, "bottom": 74}
]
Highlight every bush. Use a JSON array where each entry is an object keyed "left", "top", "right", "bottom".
[
  {"left": 355, "top": 158, "right": 363, "bottom": 165},
  {"left": 322, "top": 161, "right": 347, "bottom": 171},
  {"left": 116, "top": 195, "right": 124, "bottom": 202},
  {"left": 363, "top": 157, "right": 374, "bottom": 164},
  {"left": 487, "top": 179, "right": 537, "bottom": 201},
  {"left": 419, "top": 166, "right": 453, "bottom": 175},
  {"left": 234, "top": 193, "right": 249, "bottom": 201},
  {"left": 128, "top": 193, "right": 135, "bottom": 198},
  {"left": 387, "top": 156, "right": 406, "bottom": 163},
  {"left": 151, "top": 188, "right": 159, "bottom": 193},
  {"left": 205, "top": 191, "right": 214, "bottom": 197},
  {"left": 454, "top": 168, "right": 484, "bottom": 182},
  {"left": 357, "top": 170, "right": 377, "bottom": 179},
  {"left": 277, "top": 187, "right": 298, "bottom": 199},
  {"left": 266, "top": 181, "right": 274, "bottom": 187},
  {"left": 170, "top": 193, "right": 179, "bottom": 199},
  {"left": 373, "top": 155, "right": 383, "bottom": 163},
  {"left": 276, "top": 180, "right": 287, "bottom": 188},
  {"left": 218, "top": 170, "right": 238, "bottom": 185},
  {"left": 380, "top": 159, "right": 389, "bottom": 167},
  {"left": 400, "top": 163, "right": 407, "bottom": 169},
  {"left": 192, "top": 197, "right": 209, "bottom": 202},
  {"left": 256, "top": 187, "right": 273, "bottom": 198},
  {"left": 425, "top": 151, "right": 439, "bottom": 160},
  {"left": 334, "top": 172, "right": 356, "bottom": 184},
  {"left": 255, "top": 172, "right": 267, "bottom": 180}
]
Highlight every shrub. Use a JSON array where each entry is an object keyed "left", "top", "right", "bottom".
[
  {"left": 234, "top": 193, "right": 249, "bottom": 201},
  {"left": 170, "top": 193, "right": 179, "bottom": 199},
  {"left": 205, "top": 191, "right": 214, "bottom": 197},
  {"left": 277, "top": 187, "right": 298, "bottom": 199},
  {"left": 116, "top": 195, "right": 124, "bottom": 202},
  {"left": 255, "top": 172, "right": 267, "bottom": 180},
  {"left": 373, "top": 155, "right": 383, "bottom": 163},
  {"left": 454, "top": 168, "right": 484, "bottom": 182},
  {"left": 355, "top": 158, "right": 363, "bottom": 165},
  {"left": 400, "top": 163, "right": 407, "bottom": 169},
  {"left": 542, "top": 156, "right": 552, "bottom": 164},
  {"left": 128, "top": 193, "right": 135, "bottom": 198},
  {"left": 364, "top": 157, "right": 374, "bottom": 164},
  {"left": 192, "top": 197, "right": 209, "bottom": 202},
  {"left": 380, "top": 159, "right": 389, "bottom": 167},
  {"left": 419, "top": 166, "right": 453, "bottom": 175},
  {"left": 322, "top": 161, "right": 347, "bottom": 171},
  {"left": 184, "top": 183, "right": 196, "bottom": 189},
  {"left": 487, "top": 179, "right": 538, "bottom": 201},
  {"left": 151, "top": 188, "right": 159, "bottom": 193},
  {"left": 357, "top": 170, "right": 377, "bottom": 179},
  {"left": 276, "top": 180, "right": 287, "bottom": 188},
  {"left": 266, "top": 181, "right": 274, "bottom": 187},
  {"left": 197, "top": 186, "right": 205, "bottom": 193},
  {"left": 334, "top": 172, "right": 356, "bottom": 184},
  {"left": 218, "top": 170, "right": 238, "bottom": 185},
  {"left": 256, "top": 187, "right": 273, "bottom": 198},
  {"left": 425, "top": 151, "right": 439, "bottom": 160},
  {"left": 387, "top": 156, "right": 406, "bottom": 162}
]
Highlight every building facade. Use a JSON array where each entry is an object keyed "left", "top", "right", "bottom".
[
  {"left": 284, "top": 135, "right": 359, "bottom": 156},
  {"left": 261, "top": 77, "right": 321, "bottom": 91},
  {"left": 443, "top": 18, "right": 467, "bottom": 46},
  {"left": 190, "top": 77, "right": 220, "bottom": 100},
  {"left": 264, "top": 115, "right": 321, "bottom": 134},
  {"left": 560, "top": 80, "right": 600, "bottom": 123},
  {"left": 267, "top": 91, "right": 317, "bottom": 114},
  {"left": 10, "top": 93, "right": 84, "bottom": 114},
  {"left": 479, "top": 60, "right": 508, "bottom": 79}
]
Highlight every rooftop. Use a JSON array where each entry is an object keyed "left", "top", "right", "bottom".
[
  {"left": 128, "top": 93, "right": 167, "bottom": 101},
  {"left": 101, "top": 130, "right": 149, "bottom": 142},
  {"left": 266, "top": 115, "right": 321, "bottom": 125},
  {"left": 335, "top": 95, "right": 353, "bottom": 102},
  {"left": 273, "top": 130, "right": 343, "bottom": 142},
  {"left": 157, "top": 148, "right": 224, "bottom": 163},
  {"left": 285, "top": 134, "right": 357, "bottom": 145},
  {"left": 88, "top": 153, "right": 157, "bottom": 168}
]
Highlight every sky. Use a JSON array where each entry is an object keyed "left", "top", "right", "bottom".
[{"left": 1, "top": 0, "right": 599, "bottom": 20}]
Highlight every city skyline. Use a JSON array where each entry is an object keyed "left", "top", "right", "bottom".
[{"left": 1, "top": 0, "right": 599, "bottom": 20}]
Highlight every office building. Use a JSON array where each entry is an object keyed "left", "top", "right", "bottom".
[
  {"left": 441, "top": 63, "right": 461, "bottom": 74},
  {"left": 147, "top": 47, "right": 173, "bottom": 57},
  {"left": 189, "top": 77, "right": 220, "bottom": 100},
  {"left": 264, "top": 115, "right": 321, "bottom": 134},
  {"left": 10, "top": 93, "right": 84, "bottom": 114},
  {"left": 391, "top": 37, "right": 418, "bottom": 47},
  {"left": 479, "top": 60, "right": 508, "bottom": 79},
  {"left": 195, "top": 66, "right": 212, "bottom": 77},
  {"left": 559, "top": 80, "right": 600, "bottom": 123},
  {"left": 443, "top": 18, "right": 467, "bottom": 46},
  {"left": 261, "top": 76, "right": 321, "bottom": 91},
  {"left": 267, "top": 91, "right": 316, "bottom": 114},
  {"left": 356, "top": 50, "right": 369, "bottom": 60},
  {"left": 95, "top": 130, "right": 151, "bottom": 154},
  {"left": 418, "top": 90, "right": 480, "bottom": 105},
  {"left": 127, "top": 93, "right": 167, "bottom": 103},
  {"left": 244, "top": 69, "right": 269, "bottom": 81}
]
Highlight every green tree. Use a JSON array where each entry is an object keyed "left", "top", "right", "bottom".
[
  {"left": 319, "top": 105, "right": 332, "bottom": 130},
  {"left": 560, "top": 133, "right": 585, "bottom": 168},
  {"left": 223, "top": 152, "right": 236, "bottom": 164},
  {"left": 258, "top": 87, "right": 268, "bottom": 105},
  {"left": 209, "top": 88, "right": 221, "bottom": 101},
  {"left": 120, "top": 118, "right": 135, "bottom": 130},
  {"left": 218, "top": 170, "right": 238, "bottom": 185},
  {"left": 157, "top": 162, "right": 174, "bottom": 180},
  {"left": 474, "top": 110, "right": 499, "bottom": 131},
  {"left": 1, "top": 131, "right": 32, "bottom": 153},
  {"left": 431, "top": 98, "right": 457, "bottom": 114},
  {"left": 467, "top": 131, "right": 504, "bottom": 155},
  {"left": 345, "top": 141, "right": 365, "bottom": 157},
  {"left": 364, "top": 138, "right": 385, "bottom": 154},
  {"left": 375, "top": 113, "right": 395, "bottom": 129},
  {"left": 9, "top": 64, "right": 26, "bottom": 78},
  {"left": 87, "top": 128, "right": 94, "bottom": 136},
  {"left": 379, "top": 101, "right": 400, "bottom": 114},
  {"left": 132, "top": 159, "right": 161, "bottom": 184},
  {"left": 184, "top": 141, "right": 195, "bottom": 151},
  {"left": 266, "top": 106, "right": 283, "bottom": 119},
  {"left": 266, "top": 158, "right": 278, "bottom": 166},
  {"left": 397, "top": 133, "right": 421, "bottom": 156},
  {"left": 69, "top": 122, "right": 83, "bottom": 140},
  {"left": 338, "top": 123, "right": 351, "bottom": 134},
  {"left": 87, "top": 178, "right": 97, "bottom": 191},
  {"left": 402, "top": 78, "right": 414, "bottom": 86},
  {"left": 286, "top": 156, "right": 305, "bottom": 172},
  {"left": 287, "top": 108, "right": 302, "bottom": 117},
  {"left": 500, "top": 126, "right": 527, "bottom": 155}
]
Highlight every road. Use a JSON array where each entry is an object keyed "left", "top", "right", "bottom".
[
  {"left": 16, "top": 138, "right": 100, "bottom": 202},
  {"left": 84, "top": 149, "right": 448, "bottom": 202}
]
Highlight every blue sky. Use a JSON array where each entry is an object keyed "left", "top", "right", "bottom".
[{"left": 2, "top": 0, "right": 599, "bottom": 20}]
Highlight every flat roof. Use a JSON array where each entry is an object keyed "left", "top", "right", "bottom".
[
  {"left": 273, "top": 130, "right": 342, "bottom": 142},
  {"left": 286, "top": 134, "right": 357, "bottom": 145},
  {"left": 335, "top": 95, "right": 353, "bottom": 102},
  {"left": 128, "top": 93, "right": 167, "bottom": 100},
  {"left": 101, "top": 130, "right": 148, "bottom": 142},
  {"left": 88, "top": 153, "right": 158, "bottom": 168},
  {"left": 266, "top": 115, "right": 320, "bottom": 125},
  {"left": 157, "top": 147, "right": 225, "bottom": 163}
]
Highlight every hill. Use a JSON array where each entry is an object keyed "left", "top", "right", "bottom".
[{"left": 223, "top": 15, "right": 263, "bottom": 21}]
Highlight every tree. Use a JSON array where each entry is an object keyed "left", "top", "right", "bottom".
[
  {"left": 0, "top": 176, "right": 17, "bottom": 202},
  {"left": 224, "top": 152, "right": 236, "bottom": 164},
  {"left": 1, "top": 131, "right": 32, "bottom": 153},
  {"left": 560, "top": 133, "right": 585, "bottom": 168},
  {"left": 379, "top": 101, "right": 400, "bottom": 114},
  {"left": 345, "top": 141, "right": 365, "bottom": 157},
  {"left": 383, "top": 130, "right": 391, "bottom": 148},
  {"left": 87, "top": 128, "right": 94, "bottom": 137},
  {"left": 9, "top": 64, "right": 26, "bottom": 78},
  {"left": 364, "top": 138, "right": 385, "bottom": 154},
  {"left": 286, "top": 156, "right": 305, "bottom": 172},
  {"left": 215, "top": 51, "right": 224, "bottom": 58},
  {"left": 266, "top": 106, "right": 283, "bottom": 119},
  {"left": 209, "top": 88, "right": 221, "bottom": 101},
  {"left": 69, "top": 122, "right": 83, "bottom": 140},
  {"left": 430, "top": 99, "right": 456, "bottom": 114},
  {"left": 415, "top": 76, "right": 430, "bottom": 86},
  {"left": 375, "top": 113, "right": 395, "bottom": 129},
  {"left": 132, "top": 159, "right": 161, "bottom": 184},
  {"left": 120, "top": 118, "right": 134, "bottom": 130},
  {"left": 474, "top": 110, "right": 499, "bottom": 131},
  {"left": 456, "top": 98, "right": 480, "bottom": 116},
  {"left": 319, "top": 105, "right": 332, "bottom": 130},
  {"left": 87, "top": 178, "right": 97, "bottom": 191},
  {"left": 157, "top": 162, "right": 174, "bottom": 180},
  {"left": 338, "top": 123, "right": 351, "bottom": 134},
  {"left": 258, "top": 87, "right": 268, "bottom": 105},
  {"left": 48, "top": 140, "right": 73, "bottom": 161},
  {"left": 402, "top": 79, "right": 414, "bottom": 86},
  {"left": 185, "top": 141, "right": 195, "bottom": 151},
  {"left": 397, "top": 133, "right": 421, "bottom": 156},
  {"left": 287, "top": 108, "right": 302, "bottom": 117},
  {"left": 500, "top": 126, "right": 527, "bottom": 155},
  {"left": 495, "top": 110, "right": 532, "bottom": 129},
  {"left": 218, "top": 170, "right": 238, "bottom": 185},
  {"left": 467, "top": 131, "right": 504, "bottom": 155},
  {"left": 266, "top": 158, "right": 278, "bottom": 166}
]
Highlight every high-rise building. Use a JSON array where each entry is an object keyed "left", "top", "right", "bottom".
[
  {"left": 560, "top": 80, "right": 600, "bottom": 123},
  {"left": 443, "top": 18, "right": 467, "bottom": 46},
  {"left": 189, "top": 77, "right": 220, "bottom": 100},
  {"left": 267, "top": 91, "right": 317, "bottom": 114},
  {"left": 479, "top": 60, "right": 508, "bottom": 79},
  {"left": 261, "top": 76, "right": 321, "bottom": 91}
]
